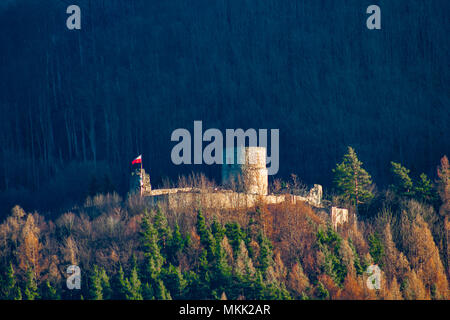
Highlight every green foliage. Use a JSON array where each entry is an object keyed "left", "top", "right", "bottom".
[
  {"left": 88, "top": 265, "right": 103, "bottom": 300},
  {"left": 315, "top": 281, "right": 330, "bottom": 300},
  {"left": 111, "top": 265, "right": 130, "bottom": 300},
  {"left": 256, "top": 232, "right": 273, "bottom": 274},
  {"left": 333, "top": 147, "right": 374, "bottom": 207},
  {"left": 348, "top": 239, "right": 364, "bottom": 275},
  {"left": 41, "top": 280, "right": 59, "bottom": 300},
  {"left": 1, "top": 263, "right": 22, "bottom": 300},
  {"left": 23, "top": 267, "right": 39, "bottom": 300},
  {"left": 368, "top": 233, "right": 385, "bottom": 266},
  {"left": 127, "top": 265, "right": 143, "bottom": 300},
  {"left": 225, "top": 222, "right": 245, "bottom": 258},
  {"left": 140, "top": 210, "right": 164, "bottom": 282},
  {"left": 317, "top": 227, "right": 347, "bottom": 286},
  {"left": 390, "top": 162, "right": 414, "bottom": 197},
  {"left": 166, "top": 223, "right": 185, "bottom": 264},
  {"left": 414, "top": 173, "right": 438, "bottom": 203}
]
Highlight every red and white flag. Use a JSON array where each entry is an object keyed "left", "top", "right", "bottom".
[{"left": 132, "top": 155, "right": 142, "bottom": 165}]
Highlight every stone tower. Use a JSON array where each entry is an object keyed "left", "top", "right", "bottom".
[{"left": 222, "top": 147, "right": 268, "bottom": 195}]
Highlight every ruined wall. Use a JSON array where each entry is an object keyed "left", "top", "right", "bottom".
[
  {"left": 222, "top": 147, "right": 268, "bottom": 195},
  {"left": 145, "top": 190, "right": 309, "bottom": 211},
  {"left": 130, "top": 169, "right": 151, "bottom": 194}
]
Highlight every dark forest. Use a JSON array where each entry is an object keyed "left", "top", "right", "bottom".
[{"left": 0, "top": 0, "right": 448, "bottom": 214}]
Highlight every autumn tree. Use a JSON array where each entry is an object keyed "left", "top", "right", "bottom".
[{"left": 436, "top": 155, "right": 449, "bottom": 275}]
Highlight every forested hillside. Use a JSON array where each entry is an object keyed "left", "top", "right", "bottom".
[
  {"left": 0, "top": 0, "right": 449, "bottom": 213},
  {"left": 0, "top": 152, "right": 448, "bottom": 300}
]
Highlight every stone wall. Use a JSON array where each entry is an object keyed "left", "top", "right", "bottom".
[{"left": 144, "top": 188, "right": 320, "bottom": 211}]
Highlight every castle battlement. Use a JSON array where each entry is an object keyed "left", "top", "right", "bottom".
[{"left": 134, "top": 147, "right": 323, "bottom": 211}]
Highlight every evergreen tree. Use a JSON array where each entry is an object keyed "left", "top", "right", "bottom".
[
  {"left": 140, "top": 211, "right": 164, "bottom": 283},
  {"left": 368, "top": 233, "right": 385, "bottom": 266},
  {"left": 225, "top": 222, "right": 244, "bottom": 258},
  {"left": 111, "top": 265, "right": 130, "bottom": 300},
  {"left": 155, "top": 280, "right": 172, "bottom": 300},
  {"left": 154, "top": 206, "right": 171, "bottom": 250},
  {"left": 161, "top": 264, "right": 187, "bottom": 299},
  {"left": 41, "top": 280, "right": 59, "bottom": 300},
  {"left": 1, "top": 263, "right": 22, "bottom": 300},
  {"left": 99, "top": 268, "right": 112, "bottom": 300},
  {"left": 23, "top": 267, "right": 39, "bottom": 300},
  {"left": 390, "top": 162, "right": 414, "bottom": 197},
  {"left": 88, "top": 265, "right": 103, "bottom": 300},
  {"left": 315, "top": 281, "right": 330, "bottom": 300},
  {"left": 414, "top": 173, "right": 437, "bottom": 203},
  {"left": 167, "top": 223, "right": 185, "bottom": 265},
  {"left": 257, "top": 232, "right": 273, "bottom": 274},
  {"left": 196, "top": 210, "right": 215, "bottom": 259},
  {"left": 333, "top": 147, "right": 374, "bottom": 207},
  {"left": 210, "top": 239, "right": 232, "bottom": 294},
  {"left": 127, "top": 265, "right": 143, "bottom": 300}
]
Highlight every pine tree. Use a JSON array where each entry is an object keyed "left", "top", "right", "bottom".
[
  {"left": 333, "top": 147, "right": 374, "bottom": 207},
  {"left": 154, "top": 206, "right": 171, "bottom": 250},
  {"left": 1, "top": 263, "right": 21, "bottom": 300},
  {"left": 140, "top": 211, "right": 164, "bottom": 282},
  {"left": 225, "top": 222, "right": 244, "bottom": 258},
  {"left": 196, "top": 210, "right": 215, "bottom": 259},
  {"left": 161, "top": 264, "right": 187, "bottom": 299},
  {"left": 23, "top": 266, "right": 39, "bottom": 300},
  {"left": 99, "top": 268, "right": 111, "bottom": 300},
  {"left": 88, "top": 265, "right": 103, "bottom": 300},
  {"left": 414, "top": 173, "right": 437, "bottom": 203},
  {"left": 256, "top": 232, "right": 273, "bottom": 274},
  {"left": 41, "top": 280, "right": 59, "bottom": 300},
  {"left": 390, "top": 162, "right": 414, "bottom": 197},
  {"left": 127, "top": 265, "right": 143, "bottom": 300},
  {"left": 111, "top": 265, "right": 130, "bottom": 300},
  {"left": 167, "top": 223, "right": 185, "bottom": 264},
  {"left": 368, "top": 233, "right": 385, "bottom": 266},
  {"left": 155, "top": 280, "right": 172, "bottom": 300}
]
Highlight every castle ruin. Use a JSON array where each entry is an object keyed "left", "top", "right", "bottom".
[{"left": 135, "top": 147, "right": 324, "bottom": 211}]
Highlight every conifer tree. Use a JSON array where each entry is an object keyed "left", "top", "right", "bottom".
[
  {"left": 111, "top": 265, "right": 130, "bottom": 300},
  {"left": 127, "top": 264, "right": 143, "bottom": 300},
  {"left": 167, "top": 223, "right": 185, "bottom": 264},
  {"left": 41, "top": 280, "right": 59, "bottom": 300},
  {"left": 154, "top": 206, "right": 171, "bottom": 250},
  {"left": 257, "top": 232, "right": 273, "bottom": 274},
  {"left": 225, "top": 222, "right": 244, "bottom": 258},
  {"left": 390, "top": 162, "right": 414, "bottom": 197},
  {"left": 1, "top": 263, "right": 22, "bottom": 300},
  {"left": 140, "top": 211, "right": 164, "bottom": 283},
  {"left": 88, "top": 265, "right": 103, "bottom": 300},
  {"left": 23, "top": 266, "right": 39, "bottom": 300},
  {"left": 161, "top": 264, "right": 187, "bottom": 299},
  {"left": 196, "top": 210, "right": 215, "bottom": 259},
  {"left": 155, "top": 280, "right": 172, "bottom": 300},
  {"left": 333, "top": 147, "right": 374, "bottom": 207},
  {"left": 99, "top": 268, "right": 111, "bottom": 300},
  {"left": 414, "top": 173, "right": 437, "bottom": 203}
]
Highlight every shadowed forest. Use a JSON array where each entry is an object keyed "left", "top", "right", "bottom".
[{"left": 0, "top": 0, "right": 449, "bottom": 213}]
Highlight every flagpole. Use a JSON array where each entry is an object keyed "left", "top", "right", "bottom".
[{"left": 140, "top": 155, "right": 143, "bottom": 197}]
